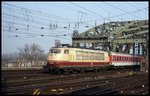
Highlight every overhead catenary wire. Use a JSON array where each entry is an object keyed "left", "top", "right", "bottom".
[
  {"left": 52, "top": 2, "right": 99, "bottom": 18},
  {"left": 82, "top": 7, "right": 148, "bottom": 22},
  {"left": 33, "top": 3, "right": 42, "bottom": 13},
  {"left": 2, "top": 5, "right": 76, "bottom": 23},
  {"left": 2, "top": 6, "right": 148, "bottom": 33},
  {"left": 70, "top": 2, "right": 107, "bottom": 19},
  {"left": 2, "top": 3, "right": 76, "bottom": 23},
  {"left": 2, "top": 5, "right": 74, "bottom": 24},
  {"left": 2, "top": 8, "right": 148, "bottom": 40},
  {"left": 2, "top": 4, "right": 95, "bottom": 29},
  {"left": 129, "top": 2, "right": 148, "bottom": 11},
  {"left": 126, "top": 2, "right": 148, "bottom": 20},
  {"left": 2, "top": 2, "right": 148, "bottom": 35},
  {"left": 2, "top": 2, "right": 147, "bottom": 24},
  {"left": 2, "top": 12, "right": 88, "bottom": 30},
  {"left": 126, "top": 2, "right": 139, "bottom": 9},
  {"left": 93, "top": 3, "right": 123, "bottom": 20},
  {"left": 2, "top": 19, "right": 92, "bottom": 32},
  {"left": 2, "top": 14, "right": 82, "bottom": 37},
  {"left": 2, "top": 7, "right": 64, "bottom": 23},
  {"left": 103, "top": 1, "right": 143, "bottom": 19},
  {"left": 2, "top": 24, "right": 73, "bottom": 36},
  {"left": 2, "top": 28, "right": 72, "bottom": 39},
  {"left": 69, "top": 2, "right": 147, "bottom": 23},
  {"left": 2, "top": 12, "right": 52, "bottom": 26},
  {"left": 3, "top": 31, "right": 72, "bottom": 41}
]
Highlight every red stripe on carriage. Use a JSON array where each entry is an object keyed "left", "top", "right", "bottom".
[{"left": 47, "top": 60, "right": 110, "bottom": 67}]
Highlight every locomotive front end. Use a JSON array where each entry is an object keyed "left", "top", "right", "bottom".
[{"left": 43, "top": 47, "right": 69, "bottom": 73}]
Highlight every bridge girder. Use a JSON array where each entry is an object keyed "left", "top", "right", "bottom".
[{"left": 72, "top": 20, "right": 149, "bottom": 56}]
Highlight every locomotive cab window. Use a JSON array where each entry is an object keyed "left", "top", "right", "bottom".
[
  {"left": 64, "top": 50, "right": 69, "bottom": 54},
  {"left": 49, "top": 49, "right": 61, "bottom": 54}
]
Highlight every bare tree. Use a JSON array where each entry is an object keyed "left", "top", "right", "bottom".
[
  {"left": 2, "top": 52, "right": 19, "bottom": 63},
  {"left": 17, "top": 43, "right": 46, "bottom": 61}
]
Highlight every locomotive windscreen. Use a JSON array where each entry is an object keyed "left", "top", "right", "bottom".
[{"left": 49, "top": 49, "right": 61, "bottom": 54}]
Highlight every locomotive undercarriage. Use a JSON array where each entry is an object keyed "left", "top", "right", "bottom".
[
  {"left": 43, "top": 64, "right": 114, "bottom": 74},
  {"left": 43, "top": 64, "right": 140, "bottom": 74}
]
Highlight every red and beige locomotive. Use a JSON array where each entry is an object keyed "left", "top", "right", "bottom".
[{"left": 43, "top": 46, "right": 144, "bottom": 73}]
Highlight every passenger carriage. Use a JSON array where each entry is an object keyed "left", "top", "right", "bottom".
[{"left": 109, "top": 52, "right": 144, "bottom": 67}]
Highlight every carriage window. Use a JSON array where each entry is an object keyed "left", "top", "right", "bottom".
[
  {"left": 118, "top": 57, "right": 120, "bottom": 61},
  {"left": 117, "top": 56, "right": 119, "bottom": 61},
  {"left": 64, "top": 50, "right": 69, "bottom": 54}
]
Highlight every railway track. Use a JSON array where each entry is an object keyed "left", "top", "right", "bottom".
[
  {"left": 1, "top": 68, "right": 148, "bottom": 95},
  {"left": 3, "top": 68, "right": 134, "bottom": 88},
  {"left": 62, "top": 73, "right": 148, "bottom": 95},
  {"left": 2, "top": 68, "right": 43, "bottom": 76}
]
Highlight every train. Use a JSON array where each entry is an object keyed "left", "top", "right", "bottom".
[{"left": 43, "top": 46, "right": 144, "bottom": 73}]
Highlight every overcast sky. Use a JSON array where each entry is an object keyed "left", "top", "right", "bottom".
[{"left": 2, "top": 1, "right": 149, "bottom": 54}]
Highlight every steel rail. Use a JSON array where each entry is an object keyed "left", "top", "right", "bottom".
[{"left": 64, "top": 74, "right": 148, "bottom": 95}]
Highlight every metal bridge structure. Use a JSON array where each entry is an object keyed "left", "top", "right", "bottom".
[{"left": 72, "top": 20, "right": 149, "bottom": 57}]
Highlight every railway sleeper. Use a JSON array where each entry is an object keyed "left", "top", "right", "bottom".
[{"left": 70, "top": 86, "right": 116, "bottom": 95}]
